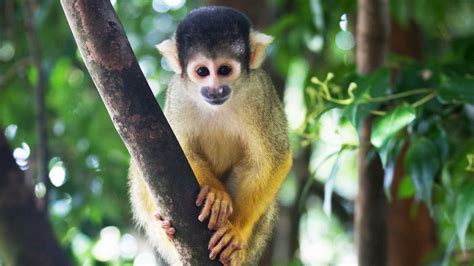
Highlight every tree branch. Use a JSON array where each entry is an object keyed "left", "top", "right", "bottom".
[
  {"left": 23, "top": 0, "right": 50, "bottom": 206},
  {"left": 60, "top": 1, "right": 218, "bottom": 264}
]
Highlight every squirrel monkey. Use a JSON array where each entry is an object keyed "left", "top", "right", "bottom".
[{"left": 128, "top": 6, "right": 292, "bottom": 265}]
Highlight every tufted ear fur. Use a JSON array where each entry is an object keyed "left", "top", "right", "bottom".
[
  {"left": 156, "top": 38, "right": 182, "bottom": 74},
  {"left": 249, "top": 31, "right": 274, "bottom": 69}
]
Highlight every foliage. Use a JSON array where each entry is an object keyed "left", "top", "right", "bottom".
[
  {"left": 269, "top": 0, "right": 474, "bottom": 264},
  {"left": 1, "top": 0, "right": 474, "bottom": 265},
  {"left": 302, "top": 34, "right": 474, "bottom": 266}
]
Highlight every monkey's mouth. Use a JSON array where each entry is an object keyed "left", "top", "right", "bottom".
[{"left": 203, "top": 95, "right": 230, "bottom": 105}]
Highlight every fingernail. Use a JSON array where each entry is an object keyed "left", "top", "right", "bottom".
[{"left": 198, "top": 216, "right": 203, "bottom": 221}]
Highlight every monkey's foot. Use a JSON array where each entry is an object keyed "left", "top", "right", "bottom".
[
  {"left": 154, "top": 213, "right": 175, "bottom": 240},
  {"left": 208, "top": 221, "right": 245, "bottom": 265},
  {"left": 196, "top": 185, "right": 234, "bottom": 230}
]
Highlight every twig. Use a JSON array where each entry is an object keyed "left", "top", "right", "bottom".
[
  {"left": 22, "top": 1, "right": 49, "bottom": 207},
  {"left": 366, "top": 88, "right": 434, "bottom": 103}
]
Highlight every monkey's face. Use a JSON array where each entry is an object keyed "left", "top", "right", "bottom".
[{"left": 185, "top": 55, "right": 241, "bottom": 106}]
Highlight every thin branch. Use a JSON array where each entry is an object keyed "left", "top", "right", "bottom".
[
  {"left": 23, "top": 1, "right": 49, "bottom": 206},
  {"left": 367, "top": 88, "right": 434, "bottom": 102}
]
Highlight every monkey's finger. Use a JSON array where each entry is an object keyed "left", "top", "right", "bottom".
[
  {"left": 199, "top": 192, "right": 215, "bottom": 222},
  {"left": 196, "top": 185, "right": 210, "bottom": 206},
  {"left": 154, "top": 213, "right": 163, "bottom": 221},
  {"left": 164, "top": 227, "right": 175, "bottom": 240},
  {"left": 216, "top": 201, "right": 228, "bottom": 228},
  {"left": 208, "top": 199, "right": 221, "bottom": 230},
  {"left": 161, "top": 220, "right": 171, "bottom": 229},
  {"left": 209, "top": 233, "right": 232, "bottom": 260},
  {"left": 208, "top": 226, "right": 229, "bottom": 249},
  {"left": 219, "top": 239, "right": 242, "bottom": 262},
  {"left": 166, "top": 227, "right": 176, "bottom": 235},
  {"left": 227, "top": 204, "right": 233, "bottom": 216},
  {"left": 219, "top": 251, "right": 232, "bottom": 265},
  {"left": 220, "top": 256, "right": 231, "bottom": 265}
]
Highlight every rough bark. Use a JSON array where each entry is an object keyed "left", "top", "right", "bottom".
[
  {"left": 60, "top": 1, "right": 218, "bottom": 265},
  {"left": 0, "top": 132, "right": 70, "bottom": 266},
  {"left": 355, "top": 0, "right": 389, "bottom": 265}
]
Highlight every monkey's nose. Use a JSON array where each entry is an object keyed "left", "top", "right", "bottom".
[{"left": 200, "top": 86, "right": 231, "bottom": 105}]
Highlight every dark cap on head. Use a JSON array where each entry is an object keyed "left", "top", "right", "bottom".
[{"left": 176, "top": 6, "right": 252, "bottom": 71}]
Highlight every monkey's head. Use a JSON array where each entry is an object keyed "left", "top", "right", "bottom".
[{"left": 157, "top": 6, "right": 273, "bottom": 106}]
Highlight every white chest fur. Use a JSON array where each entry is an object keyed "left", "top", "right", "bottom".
[{"left": 166, "top": 100, "right": 248, "bottom": 178}]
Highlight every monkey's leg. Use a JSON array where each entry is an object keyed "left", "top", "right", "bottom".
[{"left": 154, "top": 213, "right": 176, "bottom": 239}]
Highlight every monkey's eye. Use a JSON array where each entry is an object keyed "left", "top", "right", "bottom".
[
  {"left": 218, "top": 65, "right": 232, "bottom": 76},
  {"left": 196, "top": 67, "right": 210, "bottom": 77}
]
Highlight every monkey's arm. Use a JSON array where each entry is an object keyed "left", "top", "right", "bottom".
[
  {"left": 232, "top": 151, "right": 292, "bottom": 242},
  {"left": 209, "top": 151, "right": 292, "bottom": 264},
  {"left": 184, "top": 149, "right": 234, "bottom": 230}
]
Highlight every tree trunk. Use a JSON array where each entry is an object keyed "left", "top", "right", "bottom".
[
  {"left": 355, "top": 0, "right": 389, "bottom": 265},
  {"left": 60, "top": 1, "right": 218, "bottom": 264},
  {"left": 387, "top": 143, "right": 437, "bottom": 266},
  {"left": 0, "top": 132, "right": 70, "bottom": 266},
  {"left": 387, "top": 22, "right": 437, "bottom": 266}
]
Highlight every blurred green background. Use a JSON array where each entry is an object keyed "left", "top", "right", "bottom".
[{"left": 1, "top": 0, "right": 474, "bottom": 265}]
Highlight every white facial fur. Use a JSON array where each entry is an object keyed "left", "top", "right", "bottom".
[
  {"left": 186, "top": 55, "right": 241, "bottom": 86},
  {"left": 181, "top": 54, "right": 241, "bottom": 106}
]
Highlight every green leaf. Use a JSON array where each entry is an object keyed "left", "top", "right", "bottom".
[
  {"left": 371, "top": 103, "right": 416, "bottom": 149},
  {"left": 454, "top": 183, "right": 474, "bottom": 251},
  {"left": 438, "top": 77, "right": 474, "bottom": 104},
  {"left": 380, "top": 138, "right": 405, "bottom": 199},
  {"left": 398, "top": 175, "right": 416, "bottom": 199},
  {"left": 404, "top": 137, "right": 440, "bottom": 209},
  {"left": 428, "top": 124, "right": 449, "bottom": 162}
]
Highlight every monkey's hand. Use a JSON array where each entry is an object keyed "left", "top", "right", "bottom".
[
  {"left": 196, "top": 185, "right": 233, "bottom": 230},
  {"left": 208, "top": 220, "right": 245, "bottom": 266},
  {"left": 154, "top": 213, "right": 176, "bottom": 240}
]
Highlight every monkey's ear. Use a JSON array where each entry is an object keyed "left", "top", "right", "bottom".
[
  {"left": 249, "top": 31, "right": 274, "bottom": 70},
  {"left": 156, "top": 38, "right": 182, "bottom": 74}
]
